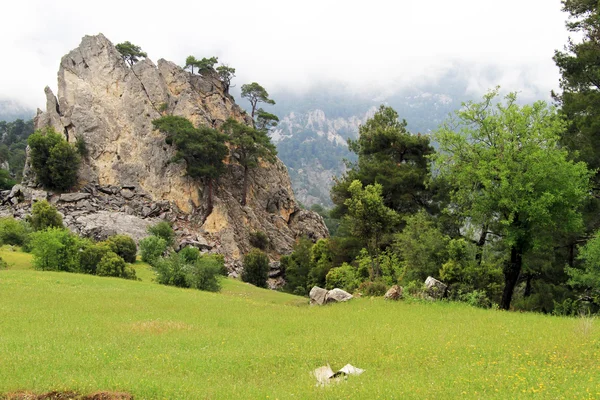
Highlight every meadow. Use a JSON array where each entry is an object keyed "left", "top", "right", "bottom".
[{"left": 0, "top": 246, "right": 598, "bottom": 399}]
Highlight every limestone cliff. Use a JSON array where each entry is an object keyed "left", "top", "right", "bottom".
[{"left": 8, "top": 33, "right": 327, "bottom": 266}]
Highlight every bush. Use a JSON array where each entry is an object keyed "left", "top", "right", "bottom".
[
  {"left": 79, "top": 241, "right": 112, "bottom": 275},
  {"left": 0, "top": 217, "right": 31, "bottom": 246},
  {"left": 0, "top": 256, "right": 7, "bottom": 269},
  {"left": 179, "top": 246, "right": 200, "bottom": 263},
  {"left": 326, "top": 263, "right": 359, "bottom": 292},
  {"left": 96, "top": 251, "right": 136, "bottom": 280},
  {"left": 153, "top": 252, "right": 223, "bottom": 292},
  {"left": 139, "top": 235, "right": 167, "bottom": 265},
  {"left": 249, "top": 231, "right": 269, "bottom": 250},
  {"left": 105, "top": 234, "right": 137, "bottom": 263},
  {"left": 0, "top": 168, "right": 15, "bottom": 190},
  {"left": 242, "top": 249, "right": 269, "bottom": 288},
  {"left": 28, "top": 200, "right": 63, "bottom": 231},
  {"left": 28, "top": 128, "right": 80, "bottom": 191},
  {"left": 358, "top": 280, "right": 388, "bottom": 297},
  {"left": 148, "top": 221, "right": 175, "bottom": 247},
  {"left": 29, "top": 227, "right": 82, "bottom": 272}
]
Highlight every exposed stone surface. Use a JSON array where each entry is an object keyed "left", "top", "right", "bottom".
[
  {"left": 425, "top": 276, "right": 448, "bottom": 299},
  {"left": 309, "top": 286, "right": 328, "bottom": 305},
  {"left": 15, "top": 33, "right": 328, "bottom": 269},
  {"left": 384, "top": 285, "right": 403, "bottom": 300},
  {"left": 325, "top": 288, "right": 353, "bottom": 303}
]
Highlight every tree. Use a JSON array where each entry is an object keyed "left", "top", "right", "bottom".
[
  {"left": 241, "top": 82, "right": 275, "bottom": 122},
  {"left": 432, "top": 90, "right": 592, "bottom": 310},
  {"left": 185, "top": 56, "right": 199, "bottom": 74},
  {"left": 28, "top": 128, "right": 80, "bottom": 191},
  {"left": 344, "top": 180, "right": 399, "bottom": 277},
  {"left": 105, "top": 234, "right": 137, "bottom": 263},
  {"left": 197, "top": 57, "right": 218, "bottom": 74},
  {"left": 331, "top": 105, "right": 434, "bottom": 219},
  {"left": 153, "top": 116, "right": 228, "bottom": 214},
  {"left": 241, "top": 249, "right": 270, "bottom": 288},
  {"left": 220, "top": 119, "right": 277, "bottom": 206},
  {"left": 115, "top": 41, "right": 147, "bottom": 66},
  {"left": 147, "top": 221, "right": 176, "bottom": 248},
  {"left": 216, "top": 65, "right": 236, "bottom": 94},
  {"left": 255, "top": 109, "right": 279, "bottom": 132},
  {"left": 27, "top": 200, "right": 63, "bottom": 231}
]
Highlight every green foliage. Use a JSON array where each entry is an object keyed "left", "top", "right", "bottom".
[
  {"left": 568, "top": 230, "right": 600, "bottom": 303},
  {"left": 308, "top": 239, "right": 334, "bottom": 288},
  {"left": 75, "top": 135, "right": 88, "bottom": 158},
  {"left": 116, "top": 41, "right": 147, "bottom": 66},
  {"left": 0, "top": 256, "right": 7, "bottom": 269},
  {"left": 220, "top": 119, "right": 277, "bottom": 205},
  {"left": 139, "top": 235, "right": 167, "bottom": 265},
  {"left": 216, "top": 65, "right": 236, "bottom": 93},
  {"left": 355, "top": 248, "right": 403, "bottom": 286},
  {"left": 325, "top": 263, "right": 359, "bottom": 292},
  {"left": 0, "top": 217, "right": 31, "bottom": 246},
  {"left": 27, "top": 128, "right": 80, "bottom": 191},
  {"left": 179, "top": 246, "right": 201, "bottom": 264},
  {"left": 184, "top": 56, "right": 218, "bottom": 75},
  {"left": 105, "top": 234, "right": 137, "bottom": 263},
  {"left": 255, "top": 109, "right": 279, "bottom": 132},
  {"left": 29, "top": 227, "right": 82, "bottom": 272},
  {"left": 282, "top": 237, "right": 313, "bottom": 295},
  {"left": 249, "top": 231, "right": 269, "bottom": 250},
  {"left": 0, "top": 118, "right": 34, "bottom": 181},
  {"left": 343, "top": 180, "right": 399, "bottom": 275},
  {"left": 0, "top": 168, "right": 15, "bottom": 190},
  {"left": 79, "top": 242, "right": 111, "bottom": 275},
  {"left": 241, "top": 82, "right": 276, "bottom": 121},
  {"left": 242, "top": 249, "right": 270, "bottom": 288},
  {"left": 147, "top": 221, "right": 176, "bottom": 248},
  {"left": 433, "top": 89, "right": 592, "bottom": 309},
  {"left": 154, "top": 252, "right": 223, "bottom": 292},
  {"left": 310, "top": 204, "right": 339, "bottom": 236},
  {"left": 394, "top": 210, "right": 449, "bottom": 283},
  {"left": 331, "top": 105, "right": 434, "bottom": 218},
  {"left": 27, "top": 200, "right": 63, "bottom": 231},
  {"left": 358, "top": 279, "right": 388, "bottom": 296},
  {"left": 96, "top": 251, "right": 136, "bottom": 280}
]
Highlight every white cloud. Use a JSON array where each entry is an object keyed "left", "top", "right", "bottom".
[{"left": 0, "top": 0, "right": 570, "bottom": 109}]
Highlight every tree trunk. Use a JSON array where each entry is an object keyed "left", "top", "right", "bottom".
[
  {"left": 568, "top": 242, "right": 575, "bottom": 268},
  {"left": 242, "top": 165, "right": 248, "bottom": 206},
  {"left": 475, "top": 224, "right": 488, "bottom": 266},
  {"left": 500, "top": 245, "right": 523, "bottom": 310},
  {"left": 524, "top": 273, "right": 532, "bottom": 297},
  {"left": 207, "top": 178, "right": 214, "bottom": 216}
]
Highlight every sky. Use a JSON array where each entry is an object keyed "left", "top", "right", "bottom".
[{"left": 0, "top": 0, "right": 572, "bottom": 110}]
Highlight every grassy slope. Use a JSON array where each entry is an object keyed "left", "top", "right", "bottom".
[{"left": 0, "top": 251, "right": 599, "bottom": 399}]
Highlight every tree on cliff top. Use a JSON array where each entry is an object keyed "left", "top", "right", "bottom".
[
  {"left": 220, "top": 119, "right": 277, "bottom": 206},
  {"left": 152, "top": 116, "right": 228, "bottom": 215},
  {"left": 115, "top": 41, "right": 147, "bottom": 66},
  {"left": 241, "top": 82, "right": 275, "bottom": 123}
]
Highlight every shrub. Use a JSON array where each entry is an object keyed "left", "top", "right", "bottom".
[
  {"left": 242, "top": 249, "right": 269, "bottom": 288},
  {"left": 154, "top": 253, "right": 188, "bottom": 287},
  {"left": 139, "top": 235, "right": 167, "bottom": 265},
  {"left": 75, "top": 135, "right": 89, "bottom": 158},
  {"left": 29, "top": 227, "right": 82, "bottom": 272},
  {"left": 28, "top": 128, "right": 80, "bottom": 191},
  {"left": 358, "top": 280, "right": 388, "bottom": 297},
  {"left": 148, "top": 221, "right": 175, "bottom": 247},
  {"left": 153, "top": 252, "right": 223, "bottom": 292},
  {"left": 96, "top": 251, "right": 136, "bottom": 280},
  {"left": 105, "top": 234, "right": 137, "bottom": 263},
  {"left": 79, "top": 242, "right": 112, "bottom": 275},
  {"left": 0, "top": 217, "right": 31, "bottom": 246},
  {"left": 28, "top": 200, "right": 63, "bottom": 231},
  {"left": 326, "top": 263, "right": 359, "bottom": 292},
  {"left": 249, "top": 231, "right": 269, "bottom": 250},
  {"left": 179, "top": 246, "right": 200, "bottom": 263},
  {"left": 0, "top": 168, "right": 15, "bottom": 190},
  {"left": 0, "top": 256, "right": 7, "bottom": 269},
  {"left": 282, "top": 237, "right": 313, "bottom": 296}
]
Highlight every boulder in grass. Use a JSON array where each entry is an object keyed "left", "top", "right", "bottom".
[
  {"left": 325, "top": 288, "right": 353, "bottom": 303},
  {"left": 384, "top": 285, "right": 403, "bottom": 300},
  {"left": 424, "top": 276, "right": 447, "bottom": 299},
  {"left": 309, "top": 286, "right": 328, "bottom": 305}
]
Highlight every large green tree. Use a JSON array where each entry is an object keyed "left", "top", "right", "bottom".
[
  {"left": 432, "top": 90, "right": 592, "bottom": 310},
  {"left": 220, "top": 119, "right": 277, "bottom": 206},
  {"left": 115, "top": 41, "right": 147, "bottom": 66},
  {"left": 152, "top": 116, "right": 228, "bottom": 215},
  {"left": 331, "top": 105, "right": 434, "bottom": 220}
]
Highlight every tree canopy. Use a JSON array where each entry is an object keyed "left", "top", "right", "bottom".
[
  {"left": 432, "top": 89, "right": 592, "bottom": 309},
  {"left": 115, "top": 41, "right": 147, "bottom": 66},
  {"left": 241, "top": 82, "right": 276, "bottom": 122}
]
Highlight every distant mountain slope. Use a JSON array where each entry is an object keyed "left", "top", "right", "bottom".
[{"left": 0, "top": 99, "right": 34, "bottom": 122}]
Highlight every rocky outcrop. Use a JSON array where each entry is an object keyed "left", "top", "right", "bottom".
[
  {"left": 310, "top": 286, "right": 353, "bottom": 305},
  {"left": 424, "top": 276, "right": 448, "bottom": 300},
  {"left": 10, "top": 33, "right": 328, "bottom": 266},
  {"left": 384, "top": 285, "right": 403, "bottom": 300}
]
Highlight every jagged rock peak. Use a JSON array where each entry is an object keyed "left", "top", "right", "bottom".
[{"left": 25, "top": 33, "right": 329, "bottom": 264}]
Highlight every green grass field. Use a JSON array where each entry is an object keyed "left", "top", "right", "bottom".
[{"left": 0, "top": 251, "right": 599, "bottom": 399}]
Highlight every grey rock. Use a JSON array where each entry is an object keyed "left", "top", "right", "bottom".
[
  {"left": 60, "top": 192, "right": 91, "bottom": 202},
  {"left": 120, "top": 189, "right": 135, "bottom": 200},
  {"left": 309, "top": 286, "right": 328, "bottom": 306},
  {"left": 325, "top": 288, "right": 353, "bottom": 303},
  {"left": 425, "top": 276, "right": 447, "bottom": 300}
]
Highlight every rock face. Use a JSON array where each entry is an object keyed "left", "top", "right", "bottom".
[{"left": 11, "top": 33, "right": 328, "bottom": 265}]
